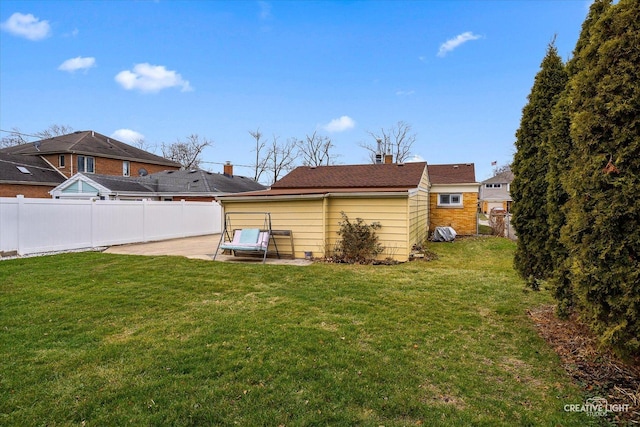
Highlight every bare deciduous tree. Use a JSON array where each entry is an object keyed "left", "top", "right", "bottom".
[
  {"left": 35, "top": 124, "right": 74, "bottom": 139},
  {"left": 1, "top": 124, "right": 74, "bottom": 148},
  {"left": 161, "top": 134, "right": 212, "bottom": 170},
  {"left": 360, "top": 121, "right": 416, "bottom": 163},
  {"left": 265, "top": 135, "right": 297, "bottom": 185},
  {"left": 295, "top": 131, "right": 337, "bottom": 167},
  {"left": 0, "top": 127, "right": 28, "bottom": 148},
  {"left": 492, "top": 163, "right": 512, "bottom": 177},
  {"left": 131, "top": 137, "right": 155, "bottom": 153},
  {"left": 249, "top": 128, "right": 269, "bottom": 183}
]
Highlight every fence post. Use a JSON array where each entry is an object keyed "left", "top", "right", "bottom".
[
  {"left": 16, "top": 195, "right": 24, "bottom": 255},
  {"left": 142, "top": 199, "right": 147, "bottom": 242},
  {"left": 181, "top": 199, "right": 186, "bottom": 235},
  {"left": 90, "top": 199, "right": 95, "bottom": 248}
]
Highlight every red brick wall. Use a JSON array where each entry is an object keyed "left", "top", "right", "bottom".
[
  {"left": 40, "top": 154, "right": 178, "bottom": 177},
  {"left": 0, "top": 184, "right": 55, "bottom": 198},
  {"left": 41, "top": 154, "right": 69, "bottom": 178}
]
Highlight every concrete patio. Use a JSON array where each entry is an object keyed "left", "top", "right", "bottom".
[{"left": 103, "top": 234, "right": 312, "bottom": 265}]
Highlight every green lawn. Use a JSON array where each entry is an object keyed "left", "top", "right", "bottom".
[{"left": 1, "top": 237, "right": 597, "bottom": 426}]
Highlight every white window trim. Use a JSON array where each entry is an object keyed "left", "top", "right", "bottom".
[
  {"left": 77, "top": 155, "right": 95, "bottom": 174},
  {"left": 123, "top": 160, "right": 130, "bottom": 177},
  {"left": 438, "top": 193, "right": 463, "bottom": 207}
]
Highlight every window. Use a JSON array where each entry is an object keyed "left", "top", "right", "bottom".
[
  {"left": 77, "top": 155, "right": 95, "bottom": 173},
  {"left": 485, "top": 183, "right": 502, "bottom": 188},
  {"left": 123, "top": 161, "right": 130, "bottom": 177},
  {"left": 438, "top": 193, "right": 463, "bottom": 207},
  {"left": 59, "top": 155, "right": 65, "bottom": 167}
]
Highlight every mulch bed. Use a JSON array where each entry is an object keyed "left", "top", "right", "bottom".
[{"left": 528, "top": 305, "right": 640, "bottom": 424}]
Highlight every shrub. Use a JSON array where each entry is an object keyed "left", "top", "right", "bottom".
[
  {"left": 334, "top": 212, "right": 384, "bottom": 264},
  {"left": 561, "top": 0, "right": 640, "bottom": 356},
  {"left": 511, "top": 41, "right": 567, "bottom": 285}
]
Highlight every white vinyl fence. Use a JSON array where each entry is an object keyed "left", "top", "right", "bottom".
[{"left": 0, "top": 197, "right": 221, "bottom": 256}]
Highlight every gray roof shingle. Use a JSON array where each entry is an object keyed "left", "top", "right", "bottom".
[
  {"left": 481, "top": 169, "right": 514, "bottom": 184},
  {"left": 0, "top": 153, "right": 66, "bottom": 185},
  {"left": 145, "top": 169, "right": 266, "bottom": 194},
  {"left": 68, "top": 169, "right": 266, "bottom": 195}
]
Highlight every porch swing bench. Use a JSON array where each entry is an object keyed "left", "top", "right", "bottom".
[{"left": 214, "top": 212, "right": 280, "bottom": 263}]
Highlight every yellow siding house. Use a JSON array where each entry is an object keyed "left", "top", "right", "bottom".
[
  {"left": 217, "top": 162, "right": 430, "bottom": 262},
  {"left": 217, "top": 161, "right": 479, "bottom": 261}
]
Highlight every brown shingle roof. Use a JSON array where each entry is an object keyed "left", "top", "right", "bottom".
[
  {"left": 427, "top": 163, "right": 476, "bottom": 185},
  {"left": 0, "top": 130, "right": 180, "bottom": 168},
  {"left": 271, "top": 162, "right": 428, "bottom": 189}
]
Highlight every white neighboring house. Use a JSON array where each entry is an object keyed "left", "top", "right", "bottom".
[
  {"left": 50, "top": 173, "right": 157, "bottom": 200},
  {"left": 479, "top": 168, "right": 514, "bottom": 214},
  {"left": 50, "top": 165, "right": 265, "bottom": 201}
]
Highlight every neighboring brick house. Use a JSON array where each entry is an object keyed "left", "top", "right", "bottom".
[
  {"left": 479, "top": 168, "right": 514, "bottom": 213},
  {"left": 50, "top": 163, "right": 265, "bottom": 201},
  {"left": 427, "top": 163, "right": 479, "bottom": 235},
  {"left": 0, "top": 130, "right": 180, "bottom": 197},
  {"left": 0, "top": 153, "right": 66, "bottom": 198}
]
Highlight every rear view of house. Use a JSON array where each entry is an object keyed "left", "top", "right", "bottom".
[{"left": 217, "top": 162, "right": 430, "bottom": 262}]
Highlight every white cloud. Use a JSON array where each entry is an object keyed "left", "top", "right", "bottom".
[
  {"left": 396, "top": 90, "right": 415, "bottom": 96},
  {"left": 406, "top": 154, "right": 425, "bottom": 163},
  {"left": 115, "top": 63, "right": 193, "bottom": 93},
  {"left": 111, "top": 129, "right": 145, "bottom": 144},
  {"left": 0, "top": 12, "right": 51, "bottom": 41},
  {"left": 323, "top": 116, "right": 355, "bottom": 133},
  {"left": 437, "top": 31, "right": 481, "bottom": 57},
  {"left": 58, "top": 56, "right": 96, "bottom": 73}
]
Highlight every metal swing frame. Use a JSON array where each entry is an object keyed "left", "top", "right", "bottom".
[{"left": 213, "top": 212, "right": 280, "bottom": 263}]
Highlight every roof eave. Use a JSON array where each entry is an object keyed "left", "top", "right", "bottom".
[
  {"left": 0, "top": 180, "right": 63, "bottom": 186},
  {"left": 217, "top": 190, "right": 411, "bottom": 203}
]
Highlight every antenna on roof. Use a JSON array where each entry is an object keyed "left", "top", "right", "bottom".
[{"left": 138, "top": 168, "right": 148, "bottom": 176}]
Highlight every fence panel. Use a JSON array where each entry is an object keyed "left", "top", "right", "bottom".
[
  {"left": 92, "top": 200, "right": 146, "bottom": 246},
  {"left": 0, "top": 197, "right": 221, "bottom": 256},
  {"left": 0, "top": 198, "right": 19, "bottom": 252}
]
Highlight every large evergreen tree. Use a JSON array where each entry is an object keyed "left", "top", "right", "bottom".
[
  {"left": 545, "top": 0, "right": 612, "bottom": 316},
  {"left": 562, "top": 0, "right": 640, "bottom": 355},
  {"left": 511, "top": 42, "right": 567, "bottom": 285}
]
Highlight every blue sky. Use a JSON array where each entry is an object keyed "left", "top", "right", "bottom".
[{"left": 1, "top": 0, "right": 591, "bottom": 181}]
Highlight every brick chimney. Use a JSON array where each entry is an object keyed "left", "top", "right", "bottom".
[
  {"left": 223, "top": 161, "right": 233, "bottom": 176},
  {"left": 384, "top": 154, "right": 393, "bottom": 164}
]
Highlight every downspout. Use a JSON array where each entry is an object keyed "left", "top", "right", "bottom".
[
  {"left": 407, "top": 191, "right": 411, "bottom": 260},
  {"left": 322, "top": 194, "right": 329, "bottom": 257}
]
